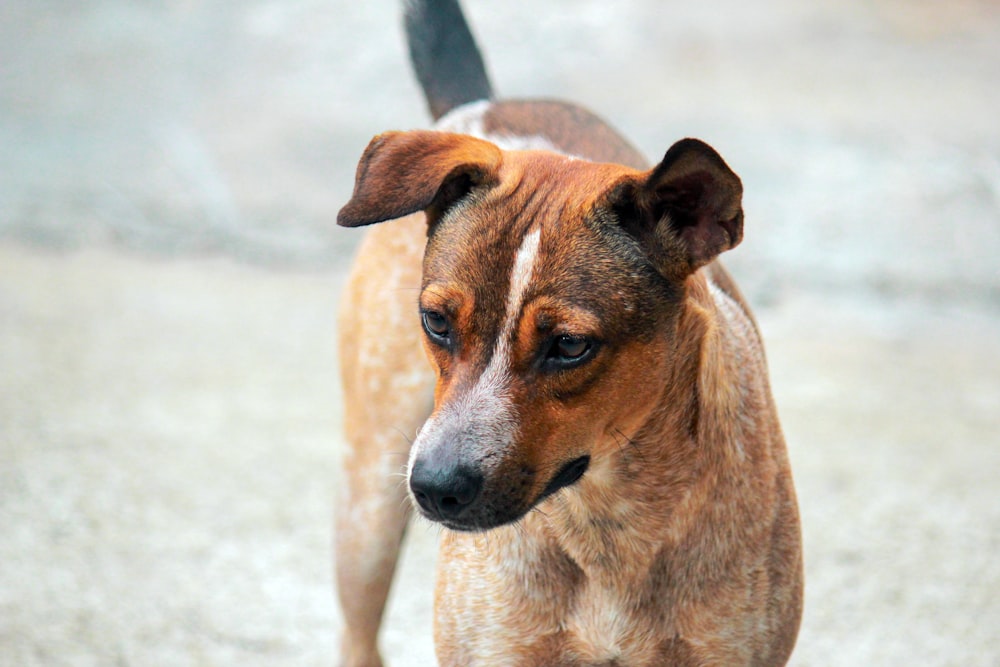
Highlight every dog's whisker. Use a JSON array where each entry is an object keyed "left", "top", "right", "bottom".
[
  {"left": 389, "top": 426, "right": 416, "bottom": 445},
  {"left": 613, "top": 427, "right": 647, "bottom": 465},
  {"left": 397, "top": 495, "right": 413, "bottom": 513}
]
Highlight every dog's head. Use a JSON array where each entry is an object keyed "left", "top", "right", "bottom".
[{"left": 339, "top": 131, "right": 742, "bottom": 531}]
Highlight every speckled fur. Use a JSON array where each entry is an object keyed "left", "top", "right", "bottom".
[{"left": 335, "top": 99, "right": 802, "bottom": 667}]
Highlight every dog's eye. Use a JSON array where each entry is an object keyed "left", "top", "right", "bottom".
[
  {"left": 555, "top": 335, "right": 589, "bottom": 359},
  {"left": 422, "top": 310, "right": 451, "bottom": 341},
  {"left": 544, "top": 335, "right": 595, "bottom": 369}
]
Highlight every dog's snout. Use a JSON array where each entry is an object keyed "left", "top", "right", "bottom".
[{"left": 409, "top": 459, "right": 483, "bottom": 522}]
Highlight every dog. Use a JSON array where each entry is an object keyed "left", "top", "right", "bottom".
[{"left": 334, "top": 1, "right": 802, "bottom": 665}]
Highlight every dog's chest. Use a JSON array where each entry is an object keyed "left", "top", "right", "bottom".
[{"left": 561, "top": 581, "right": 656, "bottom": 664}]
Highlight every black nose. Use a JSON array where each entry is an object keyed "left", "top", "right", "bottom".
[{"left": 409, "top": 459, "right": 483, "bottom": 522}]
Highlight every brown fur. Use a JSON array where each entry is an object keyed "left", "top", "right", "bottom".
[
  {"left": 481, "top": 100, "right": 648, "bottom": 169},
  {"left": 335, "top": 102, "right": 802, "bottom": 666}
]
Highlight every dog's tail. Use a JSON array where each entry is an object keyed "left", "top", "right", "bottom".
[{"left": 403, "top": 0, "right": 494, "bottom": 121}]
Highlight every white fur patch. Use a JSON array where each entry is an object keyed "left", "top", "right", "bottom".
[
  {"left": 435, "top": 100, "right": 492, "bottom": 135},
  {"left": 471, "top": 226, "right": 541, "bottom": 393},
  {"left": 436, "top": 100, "right": 580, "bottom": 156},
  {"left": 504, "top": 227, "right": 542, "bottom": 332}
]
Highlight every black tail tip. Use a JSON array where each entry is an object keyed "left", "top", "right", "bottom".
[{"left": 403, "top": 0, "right": 494, "bottom": 120}]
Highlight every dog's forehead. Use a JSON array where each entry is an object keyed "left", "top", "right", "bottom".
[
  {"left": 422, "top": 152, "right": 659, "bottom": 332},
  {"left": 428, "top": 157, "right": 586, "bottom": 273}
]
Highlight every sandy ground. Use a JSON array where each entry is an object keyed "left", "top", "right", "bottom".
[{"left": 2, "top": 0, "right": 999, "bottom": 665}]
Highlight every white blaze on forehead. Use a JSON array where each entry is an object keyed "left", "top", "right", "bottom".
[
  {"left": 504, "top": 227, "right": 542, "bottom": 335},
  {"left": 409, "top": 227, "right": 543, "bottom": 474},
  {"left": 461, "top": 226, "right": 542, "bottom": 432}
]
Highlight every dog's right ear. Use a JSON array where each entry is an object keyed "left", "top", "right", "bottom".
[
  {"left": 604, "top": 138, "right": 743, "bottom": 280},
  {"left": 337, "top": 130, "right": 502, "bottom": 228}
]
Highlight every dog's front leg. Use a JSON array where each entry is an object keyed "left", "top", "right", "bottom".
[
  {"left": 334, "top": 219, "right": 433, "bottom": 667},
  {"left": 334, "top": 469, "right": 409, "bottom": 667}
]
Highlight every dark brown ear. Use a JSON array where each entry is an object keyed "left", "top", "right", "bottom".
[
  {"left": 612, "top": 138, "right": 743, "bottom": 279},
  {"left": 337, "top": 130, "right": 502, "bottom": 228}
]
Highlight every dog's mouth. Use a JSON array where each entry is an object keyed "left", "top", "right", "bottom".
[
  {"left": 538, "top": 455, "right": 591, "bottom": 501},
  {"left": 431, "top": 455, "right": 591, "bottom": 532}
]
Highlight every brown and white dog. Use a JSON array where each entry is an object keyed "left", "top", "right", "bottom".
[{"left": 334, "top": 1, "right": 802, "bottom": 665}]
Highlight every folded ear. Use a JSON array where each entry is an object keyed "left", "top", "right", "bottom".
[
  {"left": 610, "top": 138, "right": 743, "bottom": 279},
  {"left": 337, "top": 130, "right": 503, "bottom": 228}
]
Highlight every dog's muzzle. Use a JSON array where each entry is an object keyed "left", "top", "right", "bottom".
[{"left": 408, "top": 452, "right": 592, "bottom": 531}]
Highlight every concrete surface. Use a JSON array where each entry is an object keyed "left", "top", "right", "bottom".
[{"left": 1, "top": 0, "right": 998, "bottom": 665}]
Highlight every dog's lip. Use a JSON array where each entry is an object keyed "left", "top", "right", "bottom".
[
  {"left": 421, "top": 455, "right": 591, "bottom": 532},
  {"left": 437, "top": 518, "right": 494, "bottom": 533},
  {"left": 538, "top": 455, "right": 591, "bottom": 501}
]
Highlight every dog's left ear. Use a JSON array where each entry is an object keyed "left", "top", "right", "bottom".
[
  {"left": 609, "top": 138, "right": 743, "bottom": 279},
  {"left": 338, "top": 130, "right": 502, "bottom": 228}
]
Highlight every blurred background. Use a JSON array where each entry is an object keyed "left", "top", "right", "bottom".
[{"left": 1, "top": 0, "right": 998, "bottom": 665}]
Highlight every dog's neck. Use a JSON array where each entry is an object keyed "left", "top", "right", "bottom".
[{"left": 527, "top": 269, "right": 768, "bottom": 581}]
